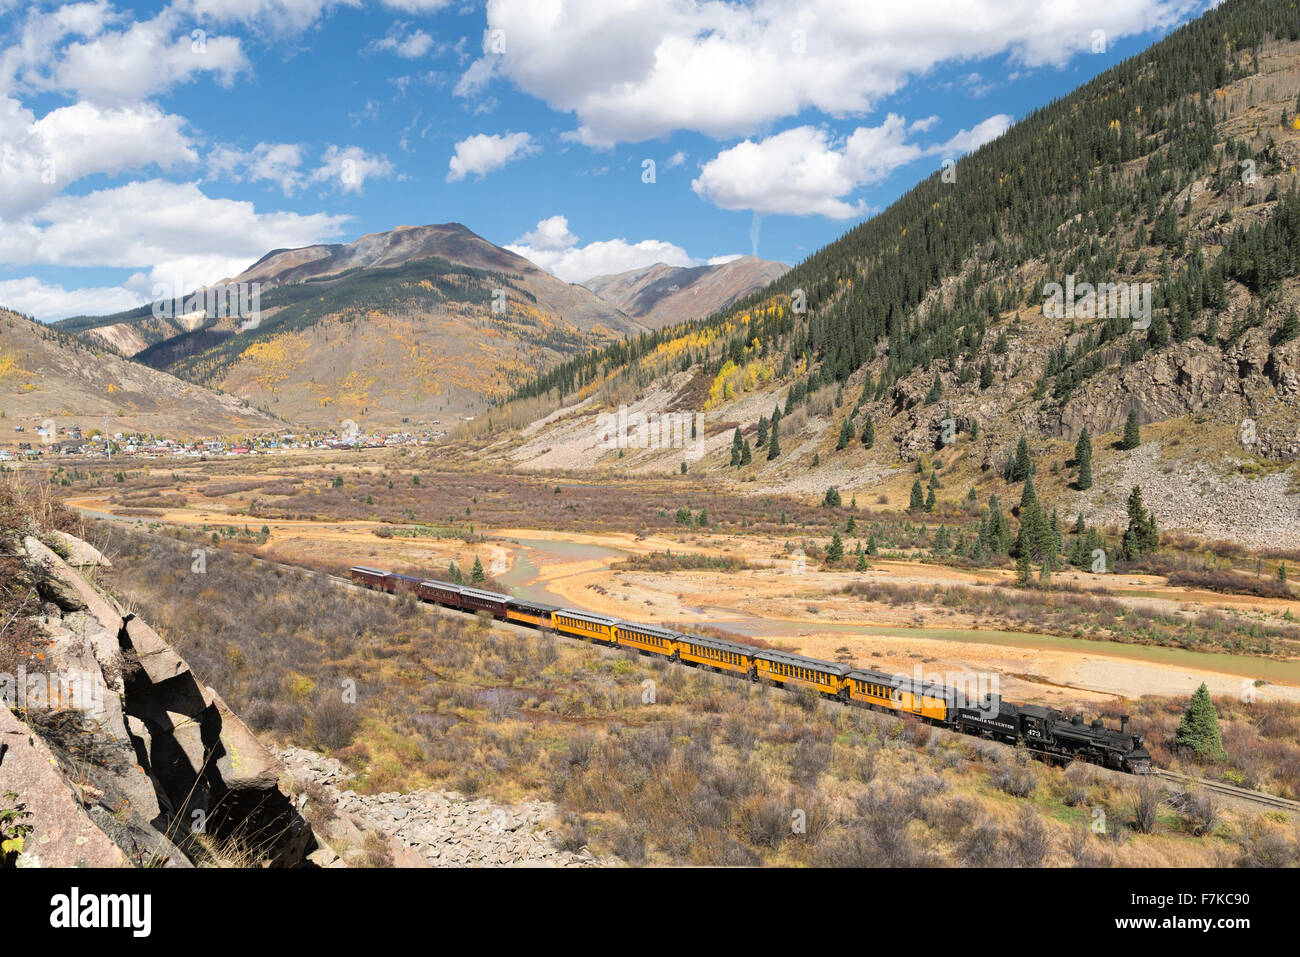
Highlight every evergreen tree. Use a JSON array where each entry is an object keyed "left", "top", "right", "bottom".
[
  {"left": 730, "top": 428, "right": 743, "bottom": 467},
  {"left": 909, "top": 480, "right": 925, "bottom": 511},
  {"left": 1075, "top": 427, "right": 1093, "bottom": 490},
  {"left": 449, "top": 561, "right": 464, "bottom": 585},
  {"left": 1175, "top": 682, "right": 1226, "bottom": 762},
  {"left": 1016, "top": 549, "right": 1033, "bottom": 587},
  {"left": 979, "top": 360, "right": 994, "bottom": 390},
  {"left": 924, "top": 486, "right": 936, "bottom": 511},
  {"left": 867, "top": 535, "right": 879, "bottom": 556},
  {"left": 845, "top": 515, "right": 857, "bottom": 535},
  {"left": 471, "top": 555, "right": 486, "bottom": 585},
  {"left": 767, "top": 424, "right": 781, "bottom": 460},
  {"left": 1011, "top": 436, "right": 1033, "bottom": 482},
  {"left": 827, "top": 531, "right": 844, "bottom": 564},
  {"left": 1121, "top": 409, "right": 1142, "bottom": 450},
  {"left": 836, "top": 418, "right": 853, "bottom": 450},
  {"left": 861, "top": 415, "right": 875, "bottom": 448},
  {"left": 925, "top": 373, "right": 943, "bottom": 405},
  {"left": 1121, "top": 485, "right": 1159, "bottom": 560},
  {"left": 855, "top": 548, "right": 868, "bottom": 571},
  {"left": 740, "top": 439, "right": 753, "bottom": 465},
  {"left": 756, "top": 416, "right": 768, "bottom": 449},
  {"left": 823, "top": 487, "right": 842, "bottom": 508}
]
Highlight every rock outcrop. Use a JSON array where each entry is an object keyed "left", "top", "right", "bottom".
[{"left": 2, "top": 530, "right": 319, "bottom": 867}]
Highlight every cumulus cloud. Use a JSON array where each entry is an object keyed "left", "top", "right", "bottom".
[
  {"left": 0, "top": 180, "right": 349, "bottom": 305},
  {"left": 0, "top": 276, "right": 149, "bottom": 321},
  {"left": 691, "top": 113, "right": 1010, "bottom": 218},
  {"left": 507, "top": 214, "right": 732, "bottom": 284},
  {"left": 24, "top": 9, "right": 248, "bottom": 105},
  {"left": 369, "top": 22, "right": 436, "bottom": 58},
  {"left": 208, "top": 142, "right": 307, "bottom": 195},
  {"left": 446, "top": 131, "right": 537, "bottom": 182},
  {"left": 469, "top": 0, "right": 1197, "bottom": 145},
  {"left": 0, "top": 98, "right": 198, "bottom": 217},
  {"left": 310, "top": 145, "right": 396, "bottom": 193}
]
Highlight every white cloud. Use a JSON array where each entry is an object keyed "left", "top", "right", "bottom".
[
  {"left": 472, "top": 0, "right": 1198, "bottom": 146},
  {"left": 665, "top": 150, "right": 686, "bottom": 169},
  {"left": 370, "top": 23, "right": 435, "bottom": 58},
  {"left": 31, "top": 10, "right": 248, "bottom": 105},
  {"left": 208, "top": 142, "right": 307, "bottom": 195},
  {"left": 446, "top": 131, "right": 537, "bottom": 182},
  {"left": 514, "top": 214, "right": 578, "bottom": 251},
  {"left": 507, "top": 214, "right": 700, "bottom": 283},
  {"left": 310, "top": 145, "right": 396, "bottom": 193},
  {"left": 0, "top": 276, "right": 148, "bottom": 321},
  {"left": 379, "top": 0, "right": 454, "bottom": 12},
  {"left": 0, "top": 180, "right": 349, "bottom": 298},
  {"left": 936, "top": 113, "right": 1013, "bottom": 155},
  {"left": 692, "top": 113, "right": 1011, "bottom": 218},
  {"left": 0, "top": 98, "right": 198, "bottom": 217},
  {"left": 180, "top": 0, "right": 361, "bottom": 36}
]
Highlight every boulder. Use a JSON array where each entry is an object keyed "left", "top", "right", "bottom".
[
  {"left": 0, "top": 706, "right": 130, "bottom": 868},
  {"left": 49, "top": 530, "right": 112, "bottom": 568}
]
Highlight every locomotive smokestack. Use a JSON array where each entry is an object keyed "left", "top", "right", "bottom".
[{"left": 1121, "top": 715, "right": 1129, "bottom": 733}]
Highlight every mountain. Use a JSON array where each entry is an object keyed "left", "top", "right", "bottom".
[
  {"left": 0, "top": 308, "right": 281, "bottom": 441},
  {"left": 59, "top": 224, "right": 644, "bottom": 429},
  {"left": 582, "top": 256, "right": 788, "bottom": 329},
  {"left": 473, "top": 0, "right": 1300, "bottom": 549}
]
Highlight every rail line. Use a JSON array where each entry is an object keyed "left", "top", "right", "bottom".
[{"left": 1147, "top": 768, "right": 1300, "bottom": 814}]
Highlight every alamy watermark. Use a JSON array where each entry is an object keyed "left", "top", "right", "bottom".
[
  {"left": 1043, "top": 275, "right": 1152, "bottom": 330},
  {"left": 595, "top": 406, "right": 705, "bottom": 460},
  {"left": 151, "top": 280, "right": 262, "bottom": 331}
]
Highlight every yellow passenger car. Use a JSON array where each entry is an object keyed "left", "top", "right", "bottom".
[
  {"left": 675, "top": 633, "right": 756, "bottom": 677},
  {"left": 615, "top": 621, "right": 678, "bottom": 658},
  {"left": 755, "top": 650, "right": 851, "bottom": 696},
  {"left": 504, "top": 597, "right": 559, "bottom": 629},
  {"left": 847, "top": 669, "right": 949, "bottom": 720},
  {"left": 552, "top": 608, "right": 620, "bottom": 643}
]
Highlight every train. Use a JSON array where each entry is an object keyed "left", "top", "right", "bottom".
[{"left": 350, "top": 565, "right": 1153, "bottom": 773}]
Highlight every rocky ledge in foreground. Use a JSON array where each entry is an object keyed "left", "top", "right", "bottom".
[{"left": 275, "top": 746, "right": 620, "bottom": 868}]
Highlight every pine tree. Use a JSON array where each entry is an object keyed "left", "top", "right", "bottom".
[
  {"left": 979, "top": 360, "right": 994, "bottom": 390},
  {"left": 756, "top": 416, "right": 768, "bottom": 449},
  {"left": 827, "top": 531, "right": 844, "bottom": 564},
  {"left": 845, "top": 515, "right": 857, "bottom": 535},
  {"left": 1121, "top": 486, "right": 1159, "bottom": 560},
  {"left": 925, "top": 373, "right": 943, "bottom": 405},
  {"left": 823, "top": 487, "right": 842, "bottom": 508},
  {"left": 924, "top": 486, "right": 936, "bottom": 511},
  {"left": 1011, "top": 436, "right": 1033, "bottom": 482},
  {"left": 471, "top": 555, "right": 486, "bottom": 585},
  {"left": 1075, "top": 427, "right": 1093, "bottom": 490},
  {"left": 909, "top": 480, "right": 925, "bottom": 511},
  {"left": 833, "top": 418, "right": 850, "bottom": 450},
  {"left": 1175, "top": 683, "right": 1226, "bottom": 762},
  {"left": 867, "top": 535, "right": 879, "bottom": 556},
  {"left": 1121, "top": 409, "right": 1141, "bottom": 450},
  {"left": 861, "top": 415, "right": 875, "bottom": 448},
  {"left": 767, "top": 425, "right": 781, "bottom": 460},
  {"left": 1016, "top": 549, "right": 1033, "bottom": 587},
  {"left": 730, "top": 428, "right": 743, "bottom": 467},
  {"left": 449, "top": 561, "right": 464, "bottom": 585},
  {"left": 740, "top": 439, "right": 752, "bottom": 465},
  {"left": 855, "top": 548, "right": 868, "bottom": 571}
]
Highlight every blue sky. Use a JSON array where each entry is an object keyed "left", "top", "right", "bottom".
[{"left": 0, "top": 0, "right": 1213, "bottom": 320}]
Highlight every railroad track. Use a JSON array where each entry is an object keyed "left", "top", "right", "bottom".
[{"left": 1147, "top": 768, "right": 1300, "bottom": 814}]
